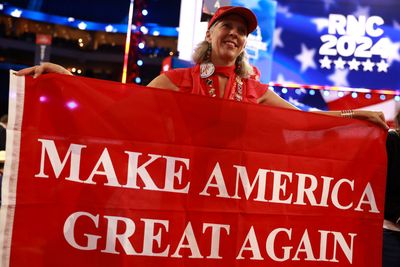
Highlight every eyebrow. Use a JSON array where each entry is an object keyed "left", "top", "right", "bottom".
[
  {"left": 219, "top": 20, "right": 247, "bottom": 34},
  {"left": 220, "top": 15, "right": 249, "bottom": 35}
]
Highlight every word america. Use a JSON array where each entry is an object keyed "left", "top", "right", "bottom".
[{"left": 35, "top": 138, "right": 378, "bottom": 213}]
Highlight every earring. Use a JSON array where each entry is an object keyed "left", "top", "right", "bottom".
[
  {"left": 236, "top": 63, "right": 242, "bottom": 75},
  {"left": 200, "top": 42, "right": 215, "bottom": 78},
  {"left": 235, "top": 53, "right": 243, "bottom": 74},
  {"left": 205, "top": 42, "right": 211, "bottom": 62}
]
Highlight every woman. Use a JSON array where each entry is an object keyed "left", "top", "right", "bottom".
[
  {"left": 383, "top": 111, "right": 400, "bottom": 266},
  {"left": 16, "top": 6, "right": 388, "bottom": 129}
]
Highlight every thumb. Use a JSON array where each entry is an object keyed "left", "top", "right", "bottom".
[{"left": 33, "top": 66, "right": 44, "bottom": 79}]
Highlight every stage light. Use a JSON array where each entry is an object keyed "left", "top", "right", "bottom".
[
  {"left": 137, "top": 60, "right": 143, "bottom": 66},
  {"left": 78, "top": 22, "right": 87, "bottom": 30},
  {"left": 323, "top": 90, "right": 330, "bottom": 96},
  {"left": 71, "top": 67, "right": 76, "bottom": 73},
  {"left": 77, "top": 69, "right": 82, "bottom": 74},
  {"left": 1, "top": 4, "right": 178, "bottom": 37},
  {"left": 365, "top": 93, "right": 372, "bottom": 99},
  {"left": 66, "top": 101, "right": 78, "bottom": 110},
  {"left": 309, "top": 89, "right": 315, "bottom": 95},
  {"left": 351, "top": 92, "right": 358, "bottom": 98},
  {"left": 395, "top": 96, "right": 400, "bottom": 102},
  {"left": 281, "top": 88, "right": 288, "bottom": 94},
  {"left": 122, "top": 0, "right": 134, "bottom": 84},
  {"left": 380, "top": 95, "right": 386, "bottom": 100},
  {"left": 138, "top": 42, "right": 145, "bottom": 49},
  {"left": 153, "top": 31, "right": 160, "bottom": 36},
  {"left": 135, "top": 77, "right": 142, "bottom": 84},
  {"left": 11, "top": 9, "right": 22, "bottom": 18},
  {"left": 78, "top": 38, "right": 83, "bottom": 43},
  {"left": 39, "top": 96, "right": 47, "bottom": 103},
  {"left": 105, "top": 25, "right": 114, "bottom": 32},
  {"left": 140, "top": 26, "right": 148, "bottom": 34},
  {"left": 142, "top": 9, "right": 148, "bottom": 16},
  {"left": 337, "top": 91, "right": 344, "bottom": 97},
  {"left": 269, "top": 86, "right": 275, "bottom": 91},
  {"left": 295, "top": 89, "right": 302, "bottom": 95}
]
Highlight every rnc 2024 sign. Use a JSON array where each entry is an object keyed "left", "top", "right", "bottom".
[
  {"left": 270, "top": 1, "right": 400, "bottom": 90},
  {"left": 318, "top": 14, "right": 390, "bottom": 73}
]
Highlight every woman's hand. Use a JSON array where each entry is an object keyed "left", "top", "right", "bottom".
[
  {"left": 353, "top": 110, "right": 389, "bottom": 130},
  {"left": 313, "top": 109, "right": 389, "bottom": 130},
  {"left": 15, "top": 62, "right": 73, "bottom": 78}
]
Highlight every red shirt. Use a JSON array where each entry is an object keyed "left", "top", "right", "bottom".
[{"left": 164, "top": 65, "right": 268, "bottom": 104}]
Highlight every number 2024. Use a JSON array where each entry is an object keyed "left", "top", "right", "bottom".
[{"left": 319, "top": 35, "right": 390, "bottom": 59}]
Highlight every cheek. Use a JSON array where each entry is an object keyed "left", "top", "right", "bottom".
[
  {"left": 240, "top": 38, "right": 247, "bottom": 48},
  {"left": 212, "top": 35, "right": 223, "bottom": 48},
  {"left": 209, "top": 33, "right": 219, "bottom": 46}
]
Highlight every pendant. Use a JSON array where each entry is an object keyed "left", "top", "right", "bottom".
[
  {"left": 200, "top": 63, "right": 215, "bottom": 78},
  {"left": 234, "top": 93, "right": 243, "bottom": 101},
  {"left": 209, "top": 88, "right": 216, "bottom": 97},
  {"left": 233, "top": 76, "right": 243, "bottom": 101}
]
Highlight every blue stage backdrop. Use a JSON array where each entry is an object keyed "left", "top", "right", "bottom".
[
  {"left": 232, "top": 0, "right": 276, "bottom": 84},
  {"left": 270, "top": 0, "right": 400, "bottom": 91}
]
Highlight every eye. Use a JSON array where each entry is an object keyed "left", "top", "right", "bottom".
[
  {"left": 236, "top": 24, "right": 247, "bottom": 35},
  {"left": 222, "top": 22, "right": 232, "bottom": 29}
]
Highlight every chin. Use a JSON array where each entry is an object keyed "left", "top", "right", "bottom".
[{"left": 220, "top": 52, "right": 237, "bottom": 62}]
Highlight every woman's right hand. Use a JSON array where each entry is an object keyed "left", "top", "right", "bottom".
[{"left": 15, "top": 62, "right": 73, "bottom": 78}]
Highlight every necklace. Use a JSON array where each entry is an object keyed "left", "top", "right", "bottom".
[
  {"left": 205, "top": 78, "right": 217, "bottom": 97},
  {"left": 233, "top": 76, "right": 243, "bottom": 101},
  {"left": 199, "top": 63, "right": 243, "bottom": 101},
  {"left": 203, "top": 75, "right": 243, "bottom": 101}
]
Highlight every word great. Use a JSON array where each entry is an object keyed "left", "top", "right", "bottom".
[{"left": 64, "top": 211, "right": 357, "bottom": 263}]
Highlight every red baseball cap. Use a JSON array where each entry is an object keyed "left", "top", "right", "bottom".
[{"left": 207, "top": 6, "right": 258, "bottom": 34}]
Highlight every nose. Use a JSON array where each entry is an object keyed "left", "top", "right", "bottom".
[{"left": 229, "top": 27, "right": 239, "bottom": 37}]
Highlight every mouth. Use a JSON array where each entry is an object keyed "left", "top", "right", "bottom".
[{"left": 224, "top": 40, "right": 238, "bottom": 48}]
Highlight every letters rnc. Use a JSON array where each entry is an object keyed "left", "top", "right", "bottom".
[{"left": 328, "top": 14, "right": 384, "bottom": 37}]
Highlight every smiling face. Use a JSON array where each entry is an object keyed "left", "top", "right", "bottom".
[{"left": 206, "top": 14, "right": 248, "bottom": 66}]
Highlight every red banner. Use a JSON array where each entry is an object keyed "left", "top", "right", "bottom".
[{"left": 1, "top": 72, "right": 387, "bottom": 267}]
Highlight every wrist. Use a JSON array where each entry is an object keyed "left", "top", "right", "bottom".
[{"left": 340, "top": 110, "right": 354, "bottom": 118}]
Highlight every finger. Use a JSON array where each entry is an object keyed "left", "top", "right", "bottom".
[
  {"left": 33, "top": 66, "right": 44, "bottom": 79},
  {"left": 377, "top": 117, "right": 389, "bottom": 130},
  {"left": 377, "top": 112, "right": 388, "bottom": 129},
  {"left": 379, "top": 112, "right": 385, "bottom": 122},
  {"left": 382, "top": 121, "right": 389, "bottom": 130},
  {"left": 15, "top": 66, "right": 37, "bottom": 76}
]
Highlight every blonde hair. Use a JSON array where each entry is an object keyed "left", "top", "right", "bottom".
[{"left": 192, "top": 22, "right": 254, "bottom": 78}]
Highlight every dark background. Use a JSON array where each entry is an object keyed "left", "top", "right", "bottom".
[{"left": 0, "top": 0, "right": 182, "bottom": 116}]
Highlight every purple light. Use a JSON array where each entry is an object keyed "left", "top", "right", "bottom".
[
  {"left": 39, "top": 96, "right": 47, "bottom": 102},
  {"left": 66, "top": 101, "right": 78, "bottom": 109}
]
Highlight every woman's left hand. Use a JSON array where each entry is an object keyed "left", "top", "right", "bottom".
[
  {"left": 15, "top": 62, "right": 72, "bottom": 78},
  {"left": 353, "top": 110, "right": 389, "bottom": 130}
]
